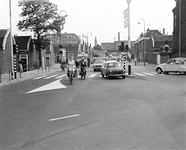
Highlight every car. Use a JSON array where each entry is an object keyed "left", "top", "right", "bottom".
[
  {"left": 101, "top": 60, "right": 125, "bottom": 79},
  {"left": 93, "top": 59, "right": 105, "bottom": 71},
  {"left": 156, "top": 57, "right": 186, "bottom": 75}
]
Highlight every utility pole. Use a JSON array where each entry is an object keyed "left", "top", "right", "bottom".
[
  {"left": 179, "top": 0, "right": 181, "bottom": 57},
  {"left": 9, "top": 0, "right": 14, "bottom": 80}
]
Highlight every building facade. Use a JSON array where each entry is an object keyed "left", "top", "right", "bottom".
[
  {"left": 134, "top": 29, "right": 164, "bottom": 63},
  {"left": 48, "top": 33, "right": 80, "bottom": 63},
  {"left": 172, "top": 0, "right": 186, "bottom": 57}
]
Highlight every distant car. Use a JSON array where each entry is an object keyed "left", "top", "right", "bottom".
[
  {"left": 101, "top": 60, "right": 125, "bottom": 79},
  {"left": 156, "top": 57, "right": 186, "bottom": 75},
  {"left": 93, "top": 59, "right": 104, "bottom": 71}
]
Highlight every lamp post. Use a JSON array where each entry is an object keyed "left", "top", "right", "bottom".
[
  {"left": 59, "top": 10, "right": 68, "bottom": 63},
  {"left": 9, "top": 0, "right": 14, "bottom": 79},
  {"left": 126, "top": 0, "right": 131, "bottom": 49},
  {"left": 59, "top": 10, "right": 68, "bottom": 46},
  {"left": 138, "top": 18, "right": 146, "bottom": 66}
]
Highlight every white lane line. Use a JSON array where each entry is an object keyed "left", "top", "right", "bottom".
[
  {"left": 142, "top": 72, "right": 155, "bottom": 76},
  {"left": 44, "top": 74, "right": 58, "bottom": 79},
  {"left": 55, "top": 75, "right": 66, "bottom": 79},
  {"left": 49, "top": 114, "right": 80, "bottom": 122},
  {"left": 150, "top": 72, "right": 157, "bottom": 74},
  {"left": 33, "top": 75, "right": 48, "bottom": 80},
  {"left": 133, "top": 73, "right": 146, "bottom": 76},
  {"left": 89, "top": 73, "right": 97, "bottom": 78}
]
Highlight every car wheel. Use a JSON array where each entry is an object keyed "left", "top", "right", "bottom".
[
  {"left": 180, "top": 72, "right": 185, "bottom": 75},
  {"left": 122, "top": 76, "right": 125, "bottom": 79},
  {"left": 156, "top": 68, "right": 162, "bottom": 74},
  {"left": 101, "top": 71, "right": 104, "bottom": 77}
]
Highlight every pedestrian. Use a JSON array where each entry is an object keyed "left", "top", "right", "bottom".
[
  {"left": 87, "top": 57, "right": 90, "bottom": 67},
  {"left": 134, "top": 57, "right": 137, "bottom": 65},
  {"left": 19, "top": 60, "right": 23, "bottom": 78}
]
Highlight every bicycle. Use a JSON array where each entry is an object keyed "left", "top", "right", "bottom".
[{"left": 67, "top": 67, "right": 77, "bottom": 85}]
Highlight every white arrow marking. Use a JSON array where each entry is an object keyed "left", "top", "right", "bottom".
[
  {"left": 25, "top": 79, "right": 66, "bottom": 94},
  {"left": 49, "top": 114, "right": 80, "bottom": 122}
]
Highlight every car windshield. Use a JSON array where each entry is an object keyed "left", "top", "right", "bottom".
[
  {"left": 95, "top": 59, "right": 103, "bottom": 63},
  {"left": 107, "top": 62, "right": 121, "bottom": 68}
]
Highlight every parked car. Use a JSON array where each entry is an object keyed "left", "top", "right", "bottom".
[
  {"left": 156, "top": 57, "right": 186, "bottom": 75},
  {"left": 93, "top": 59, "right": 105, "bottom": 71},
  {"left": 101, "top": 60, "right": 125, "bottom": 79}
]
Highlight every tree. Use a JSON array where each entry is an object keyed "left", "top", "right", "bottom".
[{"left": 17, "top": 0, "right": 64, "bottom": 67}]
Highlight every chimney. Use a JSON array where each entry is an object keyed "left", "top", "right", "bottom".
[
  {"left": 118, "top": 32, "right": 120, "bottom": 42},
  {"left": 163, "top": 28, "right": 165, "bottom": 35}
]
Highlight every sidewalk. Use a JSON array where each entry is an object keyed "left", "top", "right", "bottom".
[{"left": 0, "top": 64, "right": 62, "bottom": 87}]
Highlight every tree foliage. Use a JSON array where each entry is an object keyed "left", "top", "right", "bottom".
[{"left": 17, "top": 0, "right": 65, "bottom": 66}]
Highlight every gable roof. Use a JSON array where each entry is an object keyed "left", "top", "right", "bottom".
[
  {"left": 14, "top": 36, "right": 32, "bottom": 50},
  {"left": 151, "top": 35, "right": 173, "bottom": 49},
  {"left": 135, "top": 29, "right": 163, "bottom": 43},
  {"left": 0, "top": 29, "right": 10, "bottom": 50},
  {"left": 144, "top": 29, "right": 163, "bottom": 37}
]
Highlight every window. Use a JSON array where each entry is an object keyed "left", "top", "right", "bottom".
[{"left": 167, "top": 60, "right": 174, "bottom": 64}]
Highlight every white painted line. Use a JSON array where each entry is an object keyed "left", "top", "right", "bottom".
[
  {"left": 150, "top": 72, "right": 157, "bottom": 74},
  {"left": 44, "top": 74, "right": 58, "bottom": 79},
  {"left": 55, "top": 74, "right": 66, "bottom": 79},
  {"left": 33, "top": 75, "right": 48, "bottom": 80},
  {"left": 89, "top": 73, "right": 97, "bottom": 78},
  {"left": 142, "top": 72, "right": 155, "bottom": 76},
  {"left": 133, "top": 73, "right": 146, "bottom": 76},
  {"left": 49, "top": 114, "right": 80, "bottom": 122}
]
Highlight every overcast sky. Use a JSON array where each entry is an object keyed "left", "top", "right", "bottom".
[{"left": 0, "top": 0, "right": 176, "bottom": 46}]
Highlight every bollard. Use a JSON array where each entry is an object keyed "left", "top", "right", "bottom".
[{"left": 128, "top": 65, "right": 131, "bottom": 75}]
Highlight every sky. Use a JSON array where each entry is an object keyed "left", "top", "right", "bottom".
[{"left": 0, "top": 0, "right": 176, "bottom": 46}]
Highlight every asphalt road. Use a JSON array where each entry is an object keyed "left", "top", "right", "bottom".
[{"left": 0, "top": 66, "right": 185, "bottom": 150}]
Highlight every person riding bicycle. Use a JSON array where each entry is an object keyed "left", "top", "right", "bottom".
[
  {"left": 67, "top": 56, "right": 77, "bottom": 77},
  {"left": 79, "top": 58, "right": 87, "bottom": 76}
]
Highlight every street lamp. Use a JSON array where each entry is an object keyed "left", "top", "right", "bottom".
[
  {"left": 138, "top": 18, "right": 146, "bottom": 66},
  {"left": 59, "top": 10, "right": 68, "bottom": 46},
  {"left": 9, "top": 0, "right": 15, "bottom": 79},
  {"left": 58, "top": 10, "right": 68, "bottom": 63}
]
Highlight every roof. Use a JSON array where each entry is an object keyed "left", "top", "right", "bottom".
[
  {"left": 152, "top": 35, "right": 173, "bottom": 42},
  {"left": 151, "top": 35, "right": 173, "bottom": 48},
  {"left": 53, "top": 44, "right": 79, "bottom": 53},
  {"left": 0, "top": 29, "right": 10, "bottom": 49},
  {"left": 104, "top": 60, "right": 118, "bottom": 63},
  {"left": 135, "top": 29, "right": 163, "bottom": 43},
  {"left": 14, "top": 36, "right": 32, "bottom": 50},
  {"left": 144, "top": 30, "right": 163, "bottom": 37}
]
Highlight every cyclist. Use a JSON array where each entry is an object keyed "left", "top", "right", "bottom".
[
  {"left": 79, "top": 58, "right": 87, "bottom": 76},
  {"left": 67, "top": 56, "right": 77, "bottom": 77}
]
